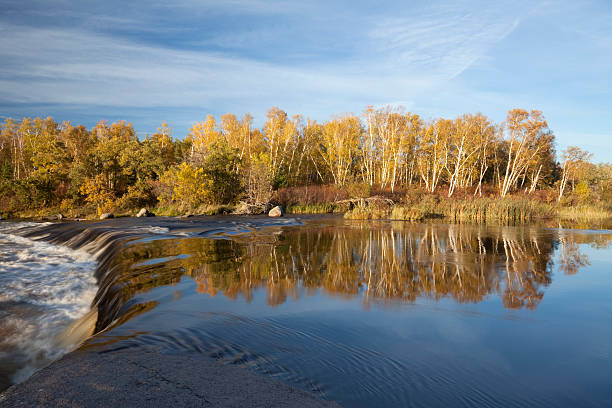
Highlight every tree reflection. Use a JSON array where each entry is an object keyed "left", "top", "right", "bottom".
[{"left": 107, "top": 224, "right": 607, "bottom": 315}]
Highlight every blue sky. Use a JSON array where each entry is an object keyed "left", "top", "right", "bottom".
[{"left": 0, "top": 0, "right": 611, "bottom": 161}]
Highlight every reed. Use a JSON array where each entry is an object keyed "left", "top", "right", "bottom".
[
  {"left": 286, "top": 203, "right": 339, "bottom": 214},
  {"left": 389, "top": 206, "right": 426, "bottom": 221},
  {"left": 557, "top": 205, "right": 612, "bottom": 221},
  {"left": 345, "top": 196, "right": 555, "bottom": 223},
  {"left": 344, "top": 206, "right": 389, "bottom": 220},
  {"left": 437, "top": 197, "right": 554, "bottom": 223}
]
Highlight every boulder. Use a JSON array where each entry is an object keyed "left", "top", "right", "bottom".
[
  {"left": 42, "top": 214, "right": 64, "bottom": 221},
  {"left": 100, "top": 212, "right": 114, "bottom": 220},
  {"left": 268, "top": 205, "right": 284, "bottom": 217},
  {"left": 137, "top": 208, "right": 154, "bottom": 217},
  {"left": 233, "top": 201, "right": 270, "bottom": 215}
]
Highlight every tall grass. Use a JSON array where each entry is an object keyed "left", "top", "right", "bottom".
[
  {"left": 346, "top": 196, "right": 555, "bottom": 223},
  {"left": 557, "top": 205, "right": 612, "bottom": 221},
  {"left": 389, "top": 206, "right": 426, "bottom": 221},
  {"left": 344, "top": 206, "right": 389, "bottom": 220},
  {"left": 286, "top": 203, "right": 342, "bottom": 214},
  {"left": 438, "top": 197, "right": 554, "bottom": 223}
]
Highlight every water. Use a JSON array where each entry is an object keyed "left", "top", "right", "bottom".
[
  {"left": 1, "top": 216, "right": 612, "bottom": 407},
  {"left": 0, "top": 222, "right": 97, "bottom": 390}
]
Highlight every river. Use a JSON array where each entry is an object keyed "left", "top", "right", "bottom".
[{"left": 1, "top": 216, "right": 611, "bottom": 407}]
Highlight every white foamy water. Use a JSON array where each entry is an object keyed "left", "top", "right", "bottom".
[{"left": 0, "top": 222, "right": 98, "bottom": 388}]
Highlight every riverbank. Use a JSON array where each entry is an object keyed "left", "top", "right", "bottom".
[
  {"left": 0, "top": 347, "right": 338, "bottom": 407},
  {"left": 4, "top": 197, "right": 611, "bottom": 225}
]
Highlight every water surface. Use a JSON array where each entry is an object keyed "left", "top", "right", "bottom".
[{"left": 2, "top": 217, "right": 612, "bottom": 407}]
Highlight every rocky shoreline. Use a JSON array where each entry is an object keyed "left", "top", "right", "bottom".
[{"left": 0, "top": 347, "right": 338, "bottom": 407}]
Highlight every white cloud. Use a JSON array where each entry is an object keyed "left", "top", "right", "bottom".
[
  {"left": 0, "top": 23, "right": 437, "bottom": 112},
  {"left": 368, "top": 6, "right": 521, "bottom": 80},
  {"left": 0, "top": 1, "right": 527, "bottom": 120}
]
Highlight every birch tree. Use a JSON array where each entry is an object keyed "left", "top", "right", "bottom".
[
  {"left": 558, "top": 146, "right": 592, "bottom": 202},
  {"left": 317, "top": 115, "right": 361, "bottom": 186},
  {"left": 499, "top": 109, "right": 550, "bottom": 197}
]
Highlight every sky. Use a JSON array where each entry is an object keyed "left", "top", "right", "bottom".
[{"left": 0, "top": 0, "right": 611, "bottom": 162}]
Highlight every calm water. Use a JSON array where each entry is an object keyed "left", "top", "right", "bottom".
[{"left": 2, "top": 216, "right": 612, "bottom": 407}]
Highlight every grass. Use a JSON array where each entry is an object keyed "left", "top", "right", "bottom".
[
  {"left": 153, "top": 203, "right": 235, "bottom": 216},
  {"left": 437, "top": 197, "right": 554, "bottom": 223},
  {"left": 286, "top": 203, "right": 350, "bottom": 214},
  {"left": 345, "top": 196, "right": 557, "bottom": 224},
  {"left": 389, "top": 206, "right": 427, "bottom": 221},
  {"left": 556, "top": 205, "right": 612, "bottom": 221},
  {"left": 344, "top": 206, "right": 389, "bottom": 220}
]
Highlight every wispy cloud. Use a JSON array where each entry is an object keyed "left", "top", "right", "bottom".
[
  {"left": 368, "top": 4, "right": 521, "bottom": 80},
  {"left": 0, "top": 2, "right": 523, "bottom": 111}
]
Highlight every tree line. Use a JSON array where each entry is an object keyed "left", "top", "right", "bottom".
[{"left": 0, "top": 106, "right": 609, "bottom": 216}]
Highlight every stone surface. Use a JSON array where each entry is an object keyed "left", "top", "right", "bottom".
[
  {"left": 99, "top": 213, "right": 114, "bottom": 220},
  {"left": 234, "top": 202, "right": 270, "bottom": 215},
  {"left": 42, "top": 214, "right": 65, "bottom": 221},
  {"left": 136, "top": 208, "right": 154, "bottom": 217},
  {"left": 0, "top": 348, "right": 338, "bottom": 408},
  {"left": 268, "top": 206, "right": 284, "bottom": 217}
]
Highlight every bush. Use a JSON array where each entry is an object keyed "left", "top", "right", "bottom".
[
  {"left": 158, "top": 141, "right": 242, "bottom": 211},
  {"left": 273, "top": 185, "right": 347, "bottom": 207}
]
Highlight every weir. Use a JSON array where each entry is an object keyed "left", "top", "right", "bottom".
[{"left": 0, "top": 216, "right": 301, "bottom": 390}]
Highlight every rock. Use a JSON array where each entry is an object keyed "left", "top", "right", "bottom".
[
  {"left": 268, "top": 205, "right": 284, "bottom": 217},
  {"left": 137, "top": 208, "right": 154, "bottom": 217},
  {"left": 0, "top": 216, "right": 5, "bottom": 221},
  {"left": 233, "top": 201, "right": 271, "bottom": 215},
  {"left": 100, "top": 212, "right": 114, "bottom": 220},
  {"left": 42, "top": 214, "right": 64, "bottom": 221},
  {"left": 180, "top": 213, "right": 194, "bottom": 218}
]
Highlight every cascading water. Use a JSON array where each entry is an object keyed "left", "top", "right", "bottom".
[
  {"left": 0, "top": 216, "right": 300, "bottom": 392},
  {"left": 0, "top": 222, "right": 97, "bottom": 390}
]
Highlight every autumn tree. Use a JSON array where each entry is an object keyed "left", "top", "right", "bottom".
[
  {"left": 317, "top": 115, "right": 362, "bottom": 186},
  {"left": 417, "top": 119, "right": 450, "bottom": 193},
  {"left": 262, "top": 107, "right": 298, "bottom": 187},
  {"left": 558, "top": 146, "right": 592, "bottom": 202},
  {"left": 498, "top": 109, "right": 552, "bottom": 197}
]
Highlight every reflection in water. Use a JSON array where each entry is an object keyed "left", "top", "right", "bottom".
[
  {"left": 102, "top": 222, "right": 602, "bottom": 321},
  {"left": 83, "top": 221, "right": 612, "bottom": 408},
  {"left": 8, "top": 218, "right": 612, "bottom": 407}
]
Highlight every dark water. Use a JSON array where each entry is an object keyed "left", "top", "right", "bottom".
[{"left": 3, "top": 216, "right": 612, "bottom": 407}]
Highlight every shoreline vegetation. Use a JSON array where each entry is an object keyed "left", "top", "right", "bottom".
[{"left": 1, "top": 106, "right": 610, "bottom": 224}]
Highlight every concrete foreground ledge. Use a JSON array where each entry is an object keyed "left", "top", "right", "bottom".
[{"left": 0, "top": 348, "right": 338, "bottom": 408}]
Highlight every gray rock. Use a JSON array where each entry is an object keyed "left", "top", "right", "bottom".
[
  {"left": 42, "top": 214, "right": 64, "bottom": 221},
  {"left": 136, "top": 208, "right": 154, "bottom": 217},
  {"left": 234, "top": 201, "right": 270, "bottom": 215},
  {"left": 100, "top": 212, "right": 114, "bottom": 220},
  {"left": 268, "top": 205, "right": 284, "bottom": 217},
  {"left": 0, "top": 348, "right": 338, "bottom": 408}
]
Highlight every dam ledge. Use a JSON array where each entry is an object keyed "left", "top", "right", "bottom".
[{"left": 1, "top": 216, "right": 338, "bottom": 407}]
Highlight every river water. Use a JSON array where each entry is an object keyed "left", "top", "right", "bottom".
[{"left": 1, "top": 216, "right": 611, "bottom": 407}]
